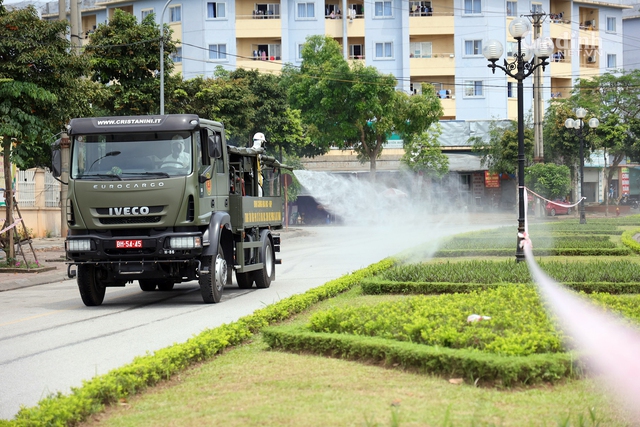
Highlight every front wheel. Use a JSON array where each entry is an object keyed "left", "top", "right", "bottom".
[
  {"left": 550, "top": 208, "right": 556, "bottom": 216},
  {"left": 254, "top": 232, "right": 275, "bottom": 289},
  {"left": 199, "top": 244, "right": 226, "bottom": 303},
  {"left": 77, "top": 264, "right": 106, "bottom": 306}
]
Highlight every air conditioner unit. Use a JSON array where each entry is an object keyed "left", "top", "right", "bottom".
[{"left": 587, "top": 56, "right": 596, "bottom": 63}]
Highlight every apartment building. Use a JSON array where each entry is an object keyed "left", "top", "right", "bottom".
[{"left": 39, "top": 0, "right": 629, "bottom": 122}]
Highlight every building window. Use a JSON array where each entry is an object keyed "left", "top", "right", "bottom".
[
  {"left": 606, "top": 17, "right": 616, "bottom": 32},
  {"left": 209, "top": 44, "right": 227, "bottom": 60},
  {"left": 375, "top": 42, "right": 393, "bottom": 59},
  {"left": 410, "top": 41, "right": 432, "bottom": 58},
  {"left": 297, "top": 2, "right": 315, "bottom": 18},
  {"left": 607, "top": 54, "right": 616, "bottom": 68},
  {"left": 374, "top": 1, "right": 392, "bottom": 17},
  {"left": 507, "top": 82, "right": 515, "bottom": 98},
  {"left": 296, "top": 43, "right": 305, "bottom": 61},
  {"left": 464, "top": 40, "right": 482, "bottom": 56},
  {"left": 506, "top": 41, "right": 517, "bottom": 57},
  {"left": 464, "top": 0, "right": 481, "bottom": 14},
  {"left": 207, "top": 2, "right": 226, "bottom": 19},
  {"left": 254, "top": 3, "right": 280, "bottom": 18},
  {"left": 171, "top": 47, "right": 182, "bottom": 63},
  {"left": 506, "top": 1, "right": 516, "bottom": 17},
  {"left": 531, "top": 2, "right": 542, "bottom": 13},
  {"left": 464, "top": 80, "right": 483, "bottom": 97},
  {"left": 169, "top": 5, "right": 181, "bottom": 22},
  {"left": 141, "top": 8, "right": 153, "bottom": 20},
  {"left": 349, "top": 44, "right": 364, "bottom": 59}
]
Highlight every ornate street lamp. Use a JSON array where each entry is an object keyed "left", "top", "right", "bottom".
[
  {"left": 483, "top": 18, "right": 554, "bottom": 262},
  {"left": 564, "top": 108, "right": 600, "bottom": 224}
]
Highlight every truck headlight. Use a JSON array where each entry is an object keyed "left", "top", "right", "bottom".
[
  {"left": 68, "top": 239, "right": 91, "bottom": 251},
  {"left": 169, "top": 236, "right": 202, "bottom": 249}
]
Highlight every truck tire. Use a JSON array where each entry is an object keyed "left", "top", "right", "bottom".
[
  {"left": 199, "top": 244, "right": 226, "bottom": 303},
  {"left": 157, "top": 280, "right": 175, "bottom": 291},
  {"left": 236, "top": 271, "right": 254, "bottom": 289},
  {"left": 139, "top": 280, "right": 156, "bottom": 292},
  {"left": 78, "top": 264, "right": 106, "bottom": 306},
  {"left": 254, "top": 233, "right": 274, "bottom": 289}
]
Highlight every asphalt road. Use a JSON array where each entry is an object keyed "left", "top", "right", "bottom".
[{"left": 0, "top": 215, "right": 510, "bottom": 420}]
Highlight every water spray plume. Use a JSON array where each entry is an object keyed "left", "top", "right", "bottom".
[{"left": 524, "top": 240, "right": 640, "bottom": 424}]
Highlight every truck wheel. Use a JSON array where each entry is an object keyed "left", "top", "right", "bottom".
[
  {"left": 199, "top": 244, "right": 226, "bottom": 303},
  {"left": 254, "top": 234, "right": 274, "bottom": 289},
  {"left": 78, "top": 264, "right": 106, "bottom": 306},
  {"left": 139, "top": 280, "right": 156, "bottom": 292},
  {"left": 236, "top": 271, "right": 254, "bottom": 289},
  {"left": 157, "top": 280, "right": 175, "bottom": 291}
]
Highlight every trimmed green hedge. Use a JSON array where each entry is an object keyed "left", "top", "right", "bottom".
[
  {"left": 4, "top": 259, "right": 394, "bottom": 427},
  {"left": 621, "top": 227, "right": 640, "bottom": 254},
  {"left": 433, "top": 247, "right": 631, "bottom": 257},
  {"left": 360, "top": 280, "right": 640, "bottom": 296},
  {"left": 263, "top": 326, "right": 581, "bottom": 387}
]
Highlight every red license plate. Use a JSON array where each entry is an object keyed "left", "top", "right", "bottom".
[{"left": 116, "top": 239, "right": 143, "bottom": 249}]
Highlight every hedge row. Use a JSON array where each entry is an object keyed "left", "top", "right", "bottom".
[
  {"left": 2, "top": 259, "right": 394, "bottom": 427},
  {"left": 360, "top": 279, "right": 640, "bottom": 296},
  {"left": 263, "top": 326, "right": 581, "bottom": 387},
  {"left": 621, "top": 227, "right": 640, "bottom": 254},
  {"left": 433, "top": 247, "right": 631, "bottom": 257}
]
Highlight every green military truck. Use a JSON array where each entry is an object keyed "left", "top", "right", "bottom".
[{"left": 52, "top": 114, "right": 288, "bottom": 306}]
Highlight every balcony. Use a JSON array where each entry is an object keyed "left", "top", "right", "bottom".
[
  {"left": 410, "top": 55, "right": 455, "bottom": 76},
  {"left": 236, "top": 58, "right": 283, "bottom": 74},
  {"left": 549, "top": 57, "right": 571, "bottom": 78},
  {"left": 409, "top": 14, "right": 454, "bottom": 35},
  {"left": 550, "top": 21, "right": 572, "bottom": 40},
  {"left": 440, "top": 98, "right": 456, "bottom": 118},
  {"left": 236, "top": 16, "right": 281, "bottom": 38}
]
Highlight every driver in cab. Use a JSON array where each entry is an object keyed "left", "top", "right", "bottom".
[{"left": 161, "top": 135, "right": 190, "bottom": 168}]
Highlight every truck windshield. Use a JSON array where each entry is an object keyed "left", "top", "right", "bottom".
[{"left": 71, "top": 132, "right": 192, "bottom": 179}]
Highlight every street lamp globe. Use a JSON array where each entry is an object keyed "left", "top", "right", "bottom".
[
  {"left": 482, "top": 39, "right": 504, "bottom": 61},
  {"left": 522, "top": 47, "right": 534, "bottom": 62},
  {"left": 574, "top": 120, "right": 582, "bottom": 130},
  {"left": 564, "top": 118, "right": 575, "bottom": 129},
  {"left": 533, "top": 37, "right": 554, "bottom": 59},
  {"left": 576, "top": 107, "right": 587, "bottom": 119},
  {"left": 589, "top": 118, "right": 600, "bottom": 129},
  {"left": 508, "top": 17, "right": 530, "bottom": 38}
]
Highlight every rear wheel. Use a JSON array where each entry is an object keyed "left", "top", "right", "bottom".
[
  {"left": 254, "top": 233, "right": 274, "bottom": 289},
  {"left": 78, "top": 264, "right": 106, "bottom": 306},
  {"left": 139, "top": 280, "right": 156, "bottom": 292},
  {"left": 550, "top": 208, "right": 557, "bottom": 216},
  {"left": 236, "top": 271, "right": 254, "bottom": 289},
  {"left": 199, "top": 244, "right": 226, "bottom": 303}
]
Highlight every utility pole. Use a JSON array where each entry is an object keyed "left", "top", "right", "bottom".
[
  {"left": 527, "top": 10, "right": 547, "bottom": 217},
  {"left": 528, "top": 11, "right": 547, "bottom": 163}
]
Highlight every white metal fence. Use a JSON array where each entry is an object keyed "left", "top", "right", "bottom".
[{"left": 14, "top": 169, "right": 60, "bottom": 208}]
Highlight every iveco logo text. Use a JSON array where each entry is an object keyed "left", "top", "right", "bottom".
[
  {"left": 93, "top": 182, "right": 165, "bottom": 189},
  {"left": 109, "top": 207, "right": 150, "bottom": 216}
]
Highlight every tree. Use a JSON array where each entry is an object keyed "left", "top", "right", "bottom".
[
  {"left": 544, "top": 71, "right": 640, "bottom": 204},
  {"left": 284, "top": 35, "right": 442, "bottom": 175},
  {"left": 525, "top": 163, "right": 571, "bottom": 200},
  {"left": 1, "top": 5, "right": 89, "bottom": 264},
  {"left": 401, "top": 123, "right": 449, "bottom": 178},
  {"left": 471, "top": 120, "right": 534, "bottom": 175},
  {"left": 86, "top": 9, "right": 176, "bottom": 115}
]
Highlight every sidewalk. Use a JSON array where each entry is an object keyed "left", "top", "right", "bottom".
[{"left": 0, "top": 237, "right": 70, "bottom": 292}]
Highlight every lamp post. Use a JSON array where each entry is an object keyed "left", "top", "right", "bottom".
[
  {"left": 159, "top": 0, "right": 173, "bottom": 115},
  {"left": 564, "top": 108, "right": 599, "bottom": 224},
  {"left": 483, "top": 18, "right": 554, "bottom": 262}
]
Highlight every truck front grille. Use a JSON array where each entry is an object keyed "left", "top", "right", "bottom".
[{"left": 100, "top": 216, "right": 161, "bottom": 225}]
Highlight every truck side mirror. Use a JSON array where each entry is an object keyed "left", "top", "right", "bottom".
[
  {"left": 51, "top": 139, "right": 61, "bottom": 178},
  {"left": 208, "top": 134, "right": 222, "bottom": 159}
]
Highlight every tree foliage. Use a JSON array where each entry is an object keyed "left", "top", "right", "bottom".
[
  {"left": 525, "top": 163, "right": 571, "bottom": 200},
  {"left": 471, "top": 120, "right": 534, "bottom": 175},
  {"left": 86, "top": 9, "right": 176, "bottom": 115},
  {"left": 401, "top": 123, "right": 449, "bottom": 178}
]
